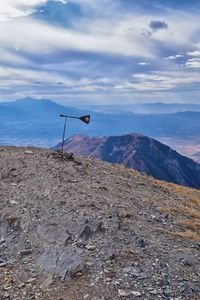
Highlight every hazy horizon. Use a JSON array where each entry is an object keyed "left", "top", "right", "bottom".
[{"left": 1, "top": 96, "right": 200, "bottom": 110}]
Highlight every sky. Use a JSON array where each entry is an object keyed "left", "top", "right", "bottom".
[{"left": 0, "top": 0, "right": 200, "bottom": 105}]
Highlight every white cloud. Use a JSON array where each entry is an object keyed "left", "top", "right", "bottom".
[
  {"left": 138, "top": 62, "right": 148, "bottom": 65},
  {"left": 187, "top": 50, "right": 200, "bottom": 57},
  {"left": 185, "top": 50, "right": 200, "bottom": 68},
  {"left": 0, "top": 65, "right": 117, "bottom": 94},
  {"left": 0, "top": 0, "right": 49, "bottom": 21},
  {"left": 165, "top": 54, "right": 184, "bottom": 60},
  {"left": 0, "top": 48, "right": 29, "bottom": 65},
  {"left": 0, "top": 66, "right": 75, "bottom": 86},
  {"left": 114, "top": 70, "right": 200, "bottom": 91},
  {"left": 146, "top": 12, "right": 200, "bottom": 49},
  {"left": 185, "top": 58, "right": 200, "bottom": 68},
  {"left": 57, "top": 0, "right": 68, "bottom": 3},
  {"left": 1, "top": 5, "right": 200, "bottom": 60},
  {"left": 0, "top": 18, "right": 155, "bottom": 58}
]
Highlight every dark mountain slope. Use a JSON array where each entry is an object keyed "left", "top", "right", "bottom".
[{"left": 56, "top": 133, "right": 200, "bottom": 189}]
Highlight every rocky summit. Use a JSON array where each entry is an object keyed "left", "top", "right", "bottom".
[
  {"left": 55, "top": 133, "right": 200, "bottom": 189},
  {"left": 0, "top": 147, "right": 200, "bottom": 300}
]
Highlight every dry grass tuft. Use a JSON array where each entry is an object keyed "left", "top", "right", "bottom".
[
  {"left": 156, "top": 207, "right": 175, "bottom": 213},
  {"left": 179, "top": 220, "right": 200, "bottom": 232},
  {"left": 177, "top": 207, "right": 200, "bottom": 219},
  {"left": 190, "top": 198, "right": 200, "bottom": 208},
  {"left": 118, "top": 161, "right": 200, "bottom": 242},
  {"left": 157, "top": 206, "right": 200, "bottom": 219},
  {"left": 171, "top": 230, "right": 200, "bottom": 241},
  {"left": 155, "top": 183, "right": 200, "bottom": 241}
]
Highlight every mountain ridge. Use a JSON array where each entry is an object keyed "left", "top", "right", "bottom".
[{"left": 55, "top": 133, "right": 200, "bottom": 189}]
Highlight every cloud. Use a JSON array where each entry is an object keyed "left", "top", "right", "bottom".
[
  {"left": 0, "top": 17, "right": 155, "bottom": 58},
  {"left": 114, "top": 70, "right": 200, "bottom": 91},
  {"left": 1, "top": 4, "right": 199, "bottom": 60},
  {"left": 0, "top": 64, "right": 119, "bottom": 94},
  {"left": 138, "top": 62, "right": 148, "bottom": 65},
  {"left": 56, "top": 0, "right": 67, "bottom": 3},
  {"left": 0, "top": 0, "right": 68, "bottom": 21},
  {"left": 149, "top": 20, "right": 168, "bottom": 31},
  {"left": 0, "top": 48, "right": 29, "bottom": 65},
  {"left": 0, "top": 0, "right": 200, "bottom": 103},
  {"left": 185, "top": 50, "right": 200, "bottom": 68},
  {"left": 185, "top": 58, "right": 200, "bottom": 68},
  {"left": 165, "top": 54, "right": 184, "bottom": 60},
  {"left": 0, "top": 0, "right": 49, "bottom": 21},
  {"left": 187, "top": 50, "right": 200, "bottom": 57}
]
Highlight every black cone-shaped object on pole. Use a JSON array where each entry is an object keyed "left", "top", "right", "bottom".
[
  {"left": 79, "top": 115, "right": 90, "bottom": 124},
  {"left": 59, "top": 114, "right": 90, "bottom": 155}
]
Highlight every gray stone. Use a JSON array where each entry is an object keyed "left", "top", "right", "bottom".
[
  {"left": 118, "top": 289, "right": 131, "bottom": 297},
  {"left": 80, "top": 224, "right": 93, "bottom": 240},
  {"left": 19, "top": 249, "right": 32, "bottom": 256},
  {"left": 0, "top": 261, "right": 8, "bottom": 267},
  {"left": 4, "top": 292, "right": 10, "bottom": 298},
  {"left": 159, "top": 277, "right": 169, "bottom": 287},
  {"left": 183, "top": 259, "right": 193, "bottom": 267},
  {"left": 131, "top": 291, "right": 142, "bottom": 297},
  {"left": 0, "top": 238, "right": 5, "bottom": 244},
  {"left": 136, "top": 237, "right": 148, "bottom": 248},
  {"left": 149, "top": 289, "right": 159, "bottom": 295},
  {"left": 163, "top": 288, "right": 173, "bottom": 297},
  {"left": 85, "top": 245, "right": 96, "bottom": 251},
  {"left": 38, "top": 246, "right": 84, "bottom": 281},
  {"left": 37, "top": 224, "right": 71, "bottom": 245},
  {"left": 24, "top": 150, "right": 33, "bottom": 154}
]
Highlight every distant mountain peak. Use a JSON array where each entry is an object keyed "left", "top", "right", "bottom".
[
  {"left": 15, "top": 97, "right": 54, "bottom": 104},
  {"left": 15, "top": 97, "right": 38, "bottom": 103}
]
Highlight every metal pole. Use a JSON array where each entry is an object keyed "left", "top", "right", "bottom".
[{"left": 61, "top": 116, "right": 67, "bottom": 154}]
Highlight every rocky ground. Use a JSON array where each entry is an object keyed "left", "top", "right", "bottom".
[{"left": 0, "top": 147, "right": 199, "bottom": 300}]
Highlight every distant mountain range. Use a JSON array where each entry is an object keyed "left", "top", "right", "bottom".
[
  {"left": 84, "top": 102, "right": 200, "bottom": 114},
  {"left": 54, "top": 133, "right": 200, "bottom": 189},
  {"left": 0, "top": 97, "right": 200, "bottom": 147},
  {"left": 0, "top": 97, "right": 90, "bottom": 147}
]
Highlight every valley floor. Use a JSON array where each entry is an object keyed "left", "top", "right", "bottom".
[{"left": 159, "top": 138, "right": 200, "bottom": 163}]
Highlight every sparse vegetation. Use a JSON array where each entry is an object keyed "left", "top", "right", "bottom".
[
  {"left": 152, "top": 177, "right": 200, "bottom": 241},
  {"left": 0, "top": 147, "right": 200, "bottom": 299},
  {"left": 179, "top": 220, "right": 200, "bottom": 232},
  {"left": 170, "top": 230, "right": 200, "bottom": 241}
]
